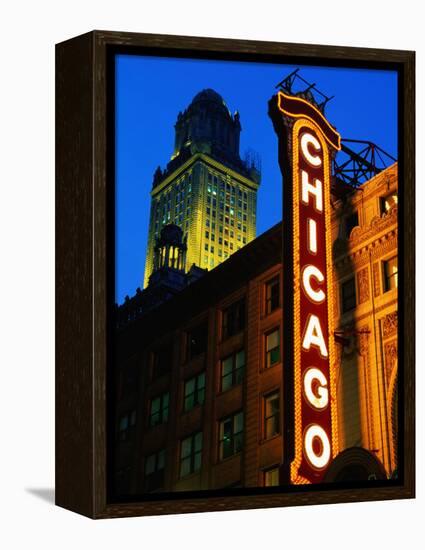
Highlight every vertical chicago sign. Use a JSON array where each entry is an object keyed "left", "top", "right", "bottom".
[{"left": 269, "top": 91, "right": 341, "bottom": 484}]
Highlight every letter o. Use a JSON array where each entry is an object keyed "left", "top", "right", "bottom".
[{"left": 304, "top": 424, "right": 331, "bottom": 469}]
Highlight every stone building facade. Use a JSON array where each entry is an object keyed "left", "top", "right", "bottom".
[{"left": 331, "top": 162, "right": 398, "bottom": 478}]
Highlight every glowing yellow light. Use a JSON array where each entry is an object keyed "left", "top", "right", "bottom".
[
  {"left": 301, "top": 170, "right": 323, "bottom": 212},
  {"left": 277, "top": 91, "right": 342, "bottom": 151},
  {"left": 302, "top": 265, "right": 325, "bottom": 303},
  {"left": 303, "top": 368, "right": 329, "bottom": 410},
  {"left": 304, "top": 424, "right": 331, "bottom": 469},
  {"left": 300, "top": 132, "right": 322, "bottom": 167},
  {"left": 308, "top": 218, "right": 317, "bottom": 254},
  {"left": 302, "top": 314, "right": 328, "bottom": 358},
  {"left": 290, "top": 118, "right": 339, "bottom": 485}
]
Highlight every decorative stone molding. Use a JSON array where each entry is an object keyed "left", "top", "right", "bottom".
[
  {"left": 384, "top": 339, "right": 398, "bottom": 386},
  {"left": 357, "top": 267, "right": 370, "bottom": 304},
  {"left": 382, "top": 312, "right": 398, "bottom": 338},
  {"left": 373, "top": 262, "right": 381, "bottom": 297}
]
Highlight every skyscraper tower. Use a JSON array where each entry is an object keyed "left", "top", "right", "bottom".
[{"left": 143, "top": 89, "right": 261, "bottom": 288}]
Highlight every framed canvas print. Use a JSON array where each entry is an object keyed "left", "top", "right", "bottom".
[{"left": 55, "top": 30, "right": 415, "bottom": 518}]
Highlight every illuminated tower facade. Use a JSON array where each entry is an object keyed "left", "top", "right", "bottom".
[{"left": 143, "top": 89, "right": 261, "bottom": 288}]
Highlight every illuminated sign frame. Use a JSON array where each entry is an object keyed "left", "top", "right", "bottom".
[{"left": 270, "top": 91, "right": 341, "bottom": 484}]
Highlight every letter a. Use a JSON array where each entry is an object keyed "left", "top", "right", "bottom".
[{"left": 302, "top": 314, "right": 328, "bottom": 357}]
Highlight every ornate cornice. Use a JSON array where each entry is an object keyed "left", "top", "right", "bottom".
[{"left": 333, "top": 205, "right": 397, "bottom": 264}]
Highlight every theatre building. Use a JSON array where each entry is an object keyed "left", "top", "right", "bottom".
[{"left": 113, "top": 163, "right": 398, "bottom": 495}]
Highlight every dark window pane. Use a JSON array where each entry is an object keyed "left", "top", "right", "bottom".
[
  {"left": 266, "top": 277, "right": 280, "bottom": 314},
  {"left": 187, "top": 323, "right": 208, "bottom": 359},
  {"left": 222, "top": 299, "right": 245, "bottom": 340},
  {"left": 345, "top": 211, "right": 359, "bottom": 238},
  {"left": 266, "top": 329, "right": 280, "bottom": 368},
  {"left": 383, "top": 256, "right": 398, "bottom": 292},
  {"left": 265, "top": 393, "right": 280, "bottom": 438},
  {"left": 184, "top": 372, "right": 205, "bottom": 412},
  {"left": 341, "top": 278, "right": 356, "bottom": 312},
  {"left": 152, "top": 344, "right": 172, "bottom": 378}
]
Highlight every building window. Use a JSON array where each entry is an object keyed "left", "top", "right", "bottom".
[
  {"left": 265, "top": 329, "right": 280, "bottom": 368},
  {"left": 221, "top": 350, "right": 245, "bottom": 392},
  {"left": 380, "top": 193, "right": 398, "bottom": 215},
  {"left": 149, "top": 392, "right": 169, "bottom": 427},
  {"left": 264, "top": 466, "right": 280, "bottom": 487},
  {"left": 152, "top": 345, "right": 172, "bottom": 379},
  {"left": 187, "top": 322, "right": 208, "bottom": 360},
  {"left": 184, "top": 372, "right": 206, "bottom": 412},
  {"left": 180, "top": 432, "right": 203, "bottom": 478},
  {"left": 144, "top": 449, "right": 165, "bottom": 492},
  {"left": 265, "top": 277, "right": 280, "bottom": 314},
  {"left": 341, "top": 277, "right": 356, "bottom": 312},
  {"left": 118, "top": 410, "right": 136, "bottom": 441},
  {"left": 344, "top": 211, "right": 359, "bottom": 238},
  {"left": 383, "top": 256, "right": 398, "bottom": 292},
  {"left": 219, "top": 411, "right": 244, "bottom": 460},
  {"left": 222, "top": 298, "right": 245, "bottom": 340},
  {"left": 264, "top": 392, "right": 280, "bottom": 439}
]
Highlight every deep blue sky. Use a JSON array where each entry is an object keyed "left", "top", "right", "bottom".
[{"left": 115, "top": 54, "right": 397, "bottom": 304}]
